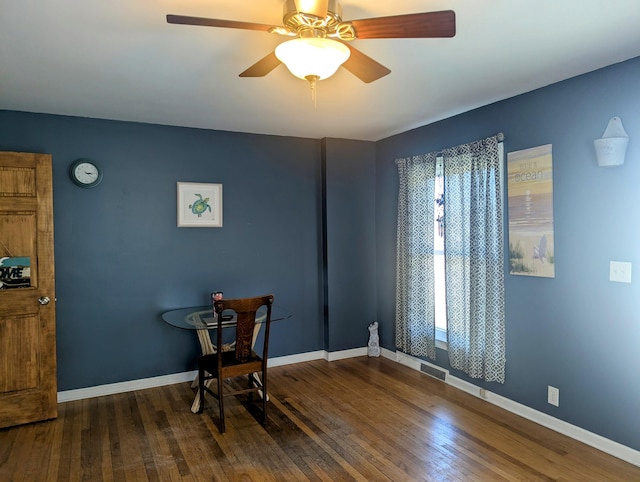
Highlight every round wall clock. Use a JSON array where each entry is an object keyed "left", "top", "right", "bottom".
[{"left": 69, "top": 159, "right": 103, "bottom": 188}]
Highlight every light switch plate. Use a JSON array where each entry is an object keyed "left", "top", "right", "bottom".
[{"left": 610, "top": 261, "right": 632, "bottom": 283}]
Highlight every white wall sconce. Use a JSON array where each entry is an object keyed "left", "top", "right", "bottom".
[{"left": 594, "top": 116, "right": 629, "bottom": 167}]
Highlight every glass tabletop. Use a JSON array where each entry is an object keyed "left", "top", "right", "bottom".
[{"left": 162, "top": 304, "right": 291, "bottom": 330}]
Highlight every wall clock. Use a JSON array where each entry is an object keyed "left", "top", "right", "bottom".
[{"left": 69, "top": 159, "right": 103, "bottom": 188}]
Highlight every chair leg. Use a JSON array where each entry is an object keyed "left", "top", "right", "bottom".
[
  {"left": 217, "top": 375, "right": 225, "bottom": 433},
  {"left": 247, "top": 374, "right": 254, "bottom": 404},
  {"left": 261, "top": 371, "right": 268, "bottom": 426}
]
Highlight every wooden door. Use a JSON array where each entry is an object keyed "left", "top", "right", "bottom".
[{"left": 0, "top": 151, "right": 57, "bottom": 428}]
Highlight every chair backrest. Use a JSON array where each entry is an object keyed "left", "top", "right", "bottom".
[{"left": 212, "top": 295, "right": 274, "bottom": 362}]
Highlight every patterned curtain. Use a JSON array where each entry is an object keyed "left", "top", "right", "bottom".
[
  {"left": 443, "top": 135, "right": 505, "bottom": 383},
  {"left": 395, "top": 153, "right": 437, "bottom": 359}
]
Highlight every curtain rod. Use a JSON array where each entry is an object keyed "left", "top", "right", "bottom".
[{"left": 435, "top": 132, "right": 505, "bottom": 157}]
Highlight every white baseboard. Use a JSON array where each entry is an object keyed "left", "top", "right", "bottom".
[
  {"left": 268, "top": 350, "right": 325, "bottom": 367},
  {"left": 383, "top": 350, "right": 640, "bottom": 468},
  {"left": 326, "top": 347, "right": 367, "bottom": 361},
  {"left": 57, "top": 346, "right": 640, "bottom": 467},
  {"left": 57, "top": 371, "right": 198, "bottom": 403},
  {"left": 57, "top": 350, "right": 330, "bottom": 403}
]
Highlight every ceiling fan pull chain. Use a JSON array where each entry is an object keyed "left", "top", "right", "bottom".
[
  {"left": 311, "top": 78, "right": 317, "bottom": 108},
  {"left": 305, "top": 75, "right": 319, "bottom": 107}
]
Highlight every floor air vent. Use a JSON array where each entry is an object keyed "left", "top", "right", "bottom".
[{"left": 420, "top": 363, "right": 447, "bottom": 381}]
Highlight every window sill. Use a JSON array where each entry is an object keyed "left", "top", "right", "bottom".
[{"left": 435, "top": 327, "right": 448, "bottom": 351}]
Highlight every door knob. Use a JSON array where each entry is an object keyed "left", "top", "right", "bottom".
[{"left": 38, "top": 296, "right": 51, "bottom": 305}]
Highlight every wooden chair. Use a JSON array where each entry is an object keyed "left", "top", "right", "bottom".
[{"left": 198, "top": 294, "right": 274, "bottom": 433}]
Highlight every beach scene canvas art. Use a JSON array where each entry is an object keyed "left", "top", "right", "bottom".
[{"left": 507, "top": 144, "right": 555, "bottom": 278}]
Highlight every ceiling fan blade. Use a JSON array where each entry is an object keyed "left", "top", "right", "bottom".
[
  {"left": 350, "top": 10, "right": 455, "bottom": 39},
  {"left": 341, "top": 45, "right": 391, "bottom": 83},
  {"left": 239, "top": 52, "right": 282, "bottom": 77},
  {"left": 295, "top": 0, "right": 329, "bottom": 18},
  {"left": 166, "top": 14, "right": 276, "bottom": 32}
]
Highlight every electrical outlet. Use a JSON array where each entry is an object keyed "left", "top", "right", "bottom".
[{"left": 548, "top": 385, "right": 559, "bottom": 407}]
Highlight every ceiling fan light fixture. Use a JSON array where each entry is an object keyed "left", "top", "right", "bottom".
[{"left": 275, "top": 37, "right": 350, "bottom": 81}]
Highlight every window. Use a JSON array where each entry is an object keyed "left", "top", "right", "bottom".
[
  {"left": 434, "top": 158, "right": 447, "bottom": 347},
  {"left": 396, "top": 135, "right": 506, "bottom": 382}
]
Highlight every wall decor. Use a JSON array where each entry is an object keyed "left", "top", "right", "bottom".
[
  {"left": 69, "top": 158, "right": 103, "bottom": 188},
  {"left": 507, "top": 144, "right": 555, "bottom": 278},
  {"left": 177, "top": 182, "right": 223, "bottom": 227},
  {"left": 0, "top": 256, "right": 31, "bottom": 289},
  {"left": 594, "top": 116, "right": 629, "bottom": 167}
]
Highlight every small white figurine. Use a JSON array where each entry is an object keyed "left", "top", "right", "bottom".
[{"left": 367, "top": 321, "right": 381, "bottom": 357}]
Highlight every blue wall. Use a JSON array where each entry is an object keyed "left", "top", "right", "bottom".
[
  {"left": 375, "top": 56, "right": 640, "bottom": 450},
  {"left": 0, "top": 113, "right": 327, "bottom": 391},
  {"left": 323, "top": 138, "right": 377, "bottom": 351}
]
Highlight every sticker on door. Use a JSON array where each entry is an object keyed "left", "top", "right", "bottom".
[{"left": 0, "top": 256, "right": 31, "bottom": 289}]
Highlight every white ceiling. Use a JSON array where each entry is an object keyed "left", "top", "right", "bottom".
[{"left": 1, "top": 1, "right": 639, "bottom": 141}]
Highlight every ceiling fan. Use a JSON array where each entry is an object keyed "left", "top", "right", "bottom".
[{"left": 167, "top": 0, "right": 455, "bottom": 87}]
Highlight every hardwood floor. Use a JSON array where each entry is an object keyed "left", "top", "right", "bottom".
[{"left": 1, "top": 356, "right": 639, "bottom": 481}]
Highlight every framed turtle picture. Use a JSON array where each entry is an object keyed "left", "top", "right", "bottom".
[{"left": 177, "top": 182, "right": 223, "bottom": 227}]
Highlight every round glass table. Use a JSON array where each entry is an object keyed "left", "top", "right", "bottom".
[
  {"left": 161, "top": 304, "right": 290, "bottom": 330},
  {"left": 162, "top": 304, "right": 291, "bottom": 412}
]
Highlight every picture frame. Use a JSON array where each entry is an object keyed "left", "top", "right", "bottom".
[
  {"left": 177, "top": 182, "right": 223, "bottom": 227},
  {"left": 507, "top": 145, "right": 555, "bottom": 277}
]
